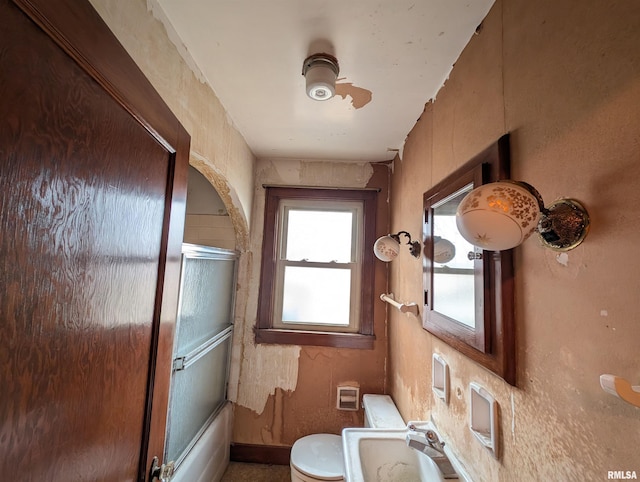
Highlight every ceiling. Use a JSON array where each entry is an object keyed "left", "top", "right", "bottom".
[{"left": 153, "top": 0, "right": 495, "bottom": 162}]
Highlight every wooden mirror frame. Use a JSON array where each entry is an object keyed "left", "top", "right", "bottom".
[{"left": 422, "top": 135, "right": 516, "bottom": 385}]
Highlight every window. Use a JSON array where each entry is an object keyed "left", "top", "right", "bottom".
[{"left": 256, "top": 187, "right": 377, "bottom": 348}]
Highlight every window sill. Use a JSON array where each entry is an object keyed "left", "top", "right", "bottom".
[{"left": 254, "top": 328, "right": 375, "bottom": 349}]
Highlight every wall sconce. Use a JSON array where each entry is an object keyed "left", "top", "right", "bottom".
[
  {"left": 373, "top": 231, "right": 421, "bottom": 262},
  {"left": 433, "top": 236, "right": 456, "bottom": 264},
  {"left": 456, "top": 180, "right": 590, "bottom": 251},
  {"left": 302, "top": 53, "right": 339, "bottom": 101}
]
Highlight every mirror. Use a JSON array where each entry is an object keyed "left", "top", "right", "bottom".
[
  {"left": 432, "top": 184, "right": 476, "bottom": 328},
  {"left": 422, "top": 135, "right": 516, "bottom": 385}
]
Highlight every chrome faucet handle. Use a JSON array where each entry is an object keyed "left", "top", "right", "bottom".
[
  {"left": 407, "top": 424, "right": 445, "bottom": 449},
  {"left": 407, "top": 423, "right": 429, "bottom": 433},
  {"left": 426, "top": 430, "right": 444, "bottom": 447},
  {"left": 406, "top": 425, "right": 458, "bottom": 479}
]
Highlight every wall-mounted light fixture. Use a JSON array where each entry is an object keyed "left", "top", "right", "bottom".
[
  {"left": 456, "top": 180, "right": 590, "bottom": 251},
  {"left": 373, "top": 231, "right": 421, "bottom": 262},
  {"left": 302, "top": 53, "right": 339, "bottom": 101},
  {"left": 433, "top": 236, "right": 456, "bottom": 264}
]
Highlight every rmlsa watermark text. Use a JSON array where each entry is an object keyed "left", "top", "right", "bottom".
[{"left": 608, "top": 471, "right": 638, "bottom": 480}]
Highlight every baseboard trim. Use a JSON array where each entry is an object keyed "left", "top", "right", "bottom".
[{"left": 230, "top": 443, "right": 291, "bottom": 466}]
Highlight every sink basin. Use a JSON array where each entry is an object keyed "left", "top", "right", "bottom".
[{"left": 342, "top": 422, "right": 471, "bottom": 482}]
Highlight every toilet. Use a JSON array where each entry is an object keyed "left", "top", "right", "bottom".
[{"left": 289, "top": 394, "right": 405, "bottom": 481}]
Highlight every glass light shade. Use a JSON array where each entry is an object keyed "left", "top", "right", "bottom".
[
  {"left": 305, "top": 64, "right": 336, "bottom": 100},
  {"left": 456, "top": 181, "right": 541, "bottom": 251},
  {"left": 433, "top": 237, "right": 456, "bottom": 264},
  {"left": 303, "top": 54, "right": 339, "bottom": 101},
  {"left": 373, "top": 235, "right": 400, "bottom": 262}
]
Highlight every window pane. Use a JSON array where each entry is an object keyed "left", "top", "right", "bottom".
[
  {"left": 286, "top": 210, "right": 353, "bottom": 262},
  {"left": 281, "top": 266, "right": 351, "bottom": 325}
]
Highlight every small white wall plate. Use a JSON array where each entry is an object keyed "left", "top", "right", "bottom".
[
  {"left": 432, "top": 353, "right": 449, "bottom": 404},
  {"left": 469, "top": 382, "right": 498, "bottom": 457}
]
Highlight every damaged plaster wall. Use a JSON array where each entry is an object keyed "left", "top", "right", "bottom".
[
  {"left": 231, "top": 158, "right": 389, "bottom": 446},
  {"left": 388, "top": 0, "right": 640, "bottom": 480},
  {"left": 234, "top": 158, "right": 374, "bottom": 415},
  {"left": 89, "top": 2, "right": 258, "bottom": 407},
  {"left": 89, "top": 0, "right": 254, "bottom": 252},
  {"left": 88, "top": 0, "right": 390, "bottom": 451}
]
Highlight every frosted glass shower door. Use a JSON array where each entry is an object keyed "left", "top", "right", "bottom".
[{"left": 165, "top": 244, "right": 238, "bottom": 466}]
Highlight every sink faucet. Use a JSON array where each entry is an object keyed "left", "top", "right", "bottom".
[{"left": 406, "top": 424, "right": 459, "bottom": 479}]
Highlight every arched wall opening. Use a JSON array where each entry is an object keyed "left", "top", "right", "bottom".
[{"left": 184, "top": 166, "right": 236, "bottom": 250}]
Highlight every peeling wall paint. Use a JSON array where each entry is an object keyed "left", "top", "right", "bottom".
[
  {"left": 257, "top": 158, "right": 375, "bottom": 188},
  {"left": 90, "top": 0, "right": 255, "bottom": 235},
  {"left": 146, "top": 0, "right": 208, "bottom": 84},
  {"left": 189, "top": 152, "right": 250, "bottom": 251},
  {"left": 89, "top": 0, "right": 640, "bottom": 472},
  {"left": 88, "top": 2, "right": 261, "bottom": 423},
  {"left": 233, "top": 158, "right": 375, "bottom": 418},
  {"left": 555, "top": 252, "right": 569, "bottom": 267},
  {"left": 388, "top": 0, "right": 640, "bottom": 480},
  {"left": 234, "top": 341, "right": 301, "bottom": 414},
  {"left": 231, "top": 159, "right": 389, "bottom": 445},
  {"left": 88, "top": 0, "right": 389, "bottom": 448}
]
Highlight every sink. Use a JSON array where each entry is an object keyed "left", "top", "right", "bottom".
[
  {"left": 358, "top": 434, "right": 428, "bottom": 480},
  {"left": 342, "top": 422, "right": 471, "bottom": 482}
]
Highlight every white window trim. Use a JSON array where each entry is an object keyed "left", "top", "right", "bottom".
[{"left": 271, "top": 199, "right": 364, "bottom": 333}]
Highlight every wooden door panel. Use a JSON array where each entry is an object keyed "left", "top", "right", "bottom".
[{"left": 0, "top": 0, "right": 189, "bottom": 480}]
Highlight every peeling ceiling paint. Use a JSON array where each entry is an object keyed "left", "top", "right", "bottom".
[
  {"left": 151, "top": 0, "right": 496, "bottom": 162},
  {"left": 335, "top": 81, "right": 373, "bottom": 109}
]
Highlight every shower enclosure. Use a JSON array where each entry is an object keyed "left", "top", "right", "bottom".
[{"left": 165, "top": 243, "right": 239, "bottom": 470}]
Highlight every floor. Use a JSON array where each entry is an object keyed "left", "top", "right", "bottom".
[{"left": 221, "top": 462, "right": 291, "bottom": 481}]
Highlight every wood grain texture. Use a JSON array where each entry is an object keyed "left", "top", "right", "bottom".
[
  {"left": 230, "top": 443, "right": 292, "bottom": 466},
  {"left": 1, "top": 0, "right": 189, "bottom": 480}
]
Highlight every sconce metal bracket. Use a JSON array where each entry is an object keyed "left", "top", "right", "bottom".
[
  {"left": 392, "top": 231, "right": 421, "bottom": 258},
  {"left": 537, "top": 199, "right": 590, "bottom": 251}
]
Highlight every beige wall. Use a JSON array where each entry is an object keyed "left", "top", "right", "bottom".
[
  {"left": 230, "top": 159, "right": 391, "bottom": 445},
  {"left": 90, "top": 0, "right": 640, "bottom": 476},
  {"left": 389, "top": 0, "right": 640, "bottom": 480},
  {"left": 89, "top": 0, "right": 254, "bottom": 252},
  {"left": 89, "top": 3, "right": 258, "bottom": 450},
  {"left": 89, "top": 0, "right": 391, "bottom": 450},
  {"left": 184, "top": 167, "right": 235, "bottom": 249}
]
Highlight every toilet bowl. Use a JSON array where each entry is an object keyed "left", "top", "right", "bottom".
[{"left": 289, "top": 394, "right": 405, "bottom": 482}]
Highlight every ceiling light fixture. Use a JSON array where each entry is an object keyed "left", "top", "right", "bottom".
[{"left": 302, "top": 53, "right": 339, "bottom": 101}]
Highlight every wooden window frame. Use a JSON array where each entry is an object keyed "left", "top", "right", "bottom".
[{"left": 255, "top": 187, "right": 377, "bottom": 349}]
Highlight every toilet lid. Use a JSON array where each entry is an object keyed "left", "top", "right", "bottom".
[{"left": 291, "top": 434, "right": 344, "bottom": 480}]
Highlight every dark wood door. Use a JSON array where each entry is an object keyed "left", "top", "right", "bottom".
[{"left": 0, "top": 1, "right": 189, "bottom": 480}]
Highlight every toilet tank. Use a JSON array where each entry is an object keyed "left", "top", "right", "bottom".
[{"left": 362, "top": 394, "right": 405, "bottom": 429}]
